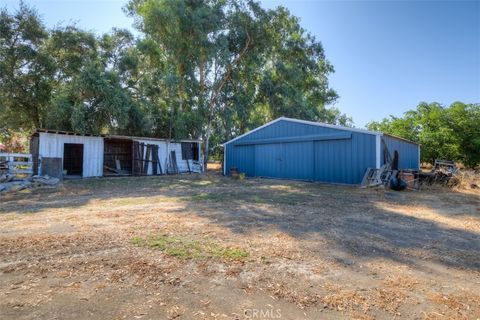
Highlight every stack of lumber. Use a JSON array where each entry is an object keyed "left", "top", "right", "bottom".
[{"left": 0, "top": 174, "right": 60, "bottom": 194}]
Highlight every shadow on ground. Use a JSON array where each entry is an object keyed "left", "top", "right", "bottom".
[{"left": 1, "top": 174, "right": 479, "bottom": 272}]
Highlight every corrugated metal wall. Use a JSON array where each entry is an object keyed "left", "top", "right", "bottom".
[
  {"left": 38, "top": 132, "right": 104, "bottom": 177},
  {"left": 382, "top": 135, "right": 420, "bottom": 170},
  {"left": 225, "top": 119, "right": 377, "bottom": 184}
]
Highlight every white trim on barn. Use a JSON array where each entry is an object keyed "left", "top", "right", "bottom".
[
  {"left": 418, "top": 144, "right": 421, "bottom": 169},
  {"left": 376, "top": 134, "right": 381, "bottom": 169},
  {"left": 223, "top": 147, "right": 226, "bottom": 176}
]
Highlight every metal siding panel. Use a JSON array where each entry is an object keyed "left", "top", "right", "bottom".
[
  {"left": 38, "top": 133, "right": 103, "bottom": 177},
  {"left": 282, "top": 142, "right": 314, "bottom": 180},
  {"left": 227, "top": 145, "right": 255, "bottom": 176},
  {"left": 255, "top": 144, "right": 282, "bottom": 178},
  {"left": 313, "top": 133, "right": 376, "bottom": 184},
  {"left": 234, "top": 119, "right": 340, "bottom": 144},
  {"left": 382, "top": 136, "right": 419, "bottom": 170}
]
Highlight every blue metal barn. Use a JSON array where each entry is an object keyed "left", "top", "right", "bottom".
[{"left": 223, "top": 117, "right": 420, "bottom": 184}]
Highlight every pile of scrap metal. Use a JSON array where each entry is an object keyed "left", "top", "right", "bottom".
[
  {"left": 361, "top": 143, "right": 419, "bottom": 191},
  {"left": 0, "top": 173, "right": 60, "bottom": 193},
  {"left": 418, "top": 160, "right": 459, "bottom": 187}
]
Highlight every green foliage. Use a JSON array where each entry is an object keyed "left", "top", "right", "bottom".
[
  {"left": 126, "top": 0, "right": 343, "bottom": 163},
  {"left": 2, "top": 2, "right": 476, "bottom": 169},
  {"left": 0, "top": 1, "right": 345, "bottom": 160},
  {"left": 367, "top": 102, "right": 480, "bottom": 167},
  {"left": 0, "top": 2, "right": 55, "bottom": 129}
]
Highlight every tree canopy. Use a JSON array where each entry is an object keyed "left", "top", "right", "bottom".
[
  {"left": 2, "top": 2, "right": 476, "bottom": 168},
  {"left": 367, "top": 102, "right": 480, "bottom": 167},
  {"left": 1, "top": 1, "right": 346, "bottom": 163}
]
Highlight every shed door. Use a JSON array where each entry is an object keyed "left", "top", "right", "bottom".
[
  {"left": 63, "top": 143, "right": 84, "bottom": 176},
  {"left": 254, "top": 144, "right": 284, "bottom": 178},
  {"left": 254, "top": 142, "right": 314, "bottom": 180},
  {"left": 282, "top": 141, "right": 314, "bottom": 180}
]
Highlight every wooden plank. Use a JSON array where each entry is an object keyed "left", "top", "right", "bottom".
[
  {"left": 152, "top": 145, "right": 158, "bottom": 175},
  {"left": 140, "top": 143, "right": 145, "bottom": 175},
  {"left": 7, "top": 161, "right": 33, "bottom": 166},
  {"left": 143, "top": 144, "right": 151, "bottom": 174},
  {"left": 0, "top": 153, "right": 32, "bottom": 158},
  {"left": 9, "top": 169, "right": 34, "bottom": 174},
  {"left": 133, "top": 141, "right": 141, "bottom": 175}
]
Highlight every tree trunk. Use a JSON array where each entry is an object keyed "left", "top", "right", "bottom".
[
  {"left": 203, "top": 123, "right": 211, "bottom": 170},
  {"left": 203, "top": 30, "right": 251, "bottom": 168}
]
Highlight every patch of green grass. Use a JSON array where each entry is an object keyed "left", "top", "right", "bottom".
[
  {"left": 187, "top": 193, "right": 229, "bottom": 202},
  {"left": 131, "top": 234, "right": 248, "bottom": 261},
  {"left": 131, "top": 236, "right": 145, "bottom": 246}
]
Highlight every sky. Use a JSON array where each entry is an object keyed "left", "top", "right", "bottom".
[{"left": 2, "top": 0, "right": 480, "bottom": 128}]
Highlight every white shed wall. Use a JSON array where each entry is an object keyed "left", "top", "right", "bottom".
[
  {"left": 134, "top": 139, "right": 168, "bottom": 175},
  {"left": 38, "top": 132, "right": 104, "bottom": 177},
  {"left": 134, "top": 139, "right": 202, "bottom": 174}
]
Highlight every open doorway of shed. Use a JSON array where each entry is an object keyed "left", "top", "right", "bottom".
[
  {"left": 63, "top": 143, "right": 83, "bottom": 178},
  {"left": 104, "top": 138, "right": 133, "bottom": 176}
]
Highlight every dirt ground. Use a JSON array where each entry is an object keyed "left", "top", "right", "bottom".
[{"left": 0, "top": 171, "right": 479, "bottom": 319}]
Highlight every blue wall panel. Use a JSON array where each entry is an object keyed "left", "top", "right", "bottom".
[
  {"left": 227, "top": 145, "right": 255, "bottom": 176},
  {"left": 382, "top": 135, "right": 419, "bottom": 170},
  {"left": 313, "top": 133, "right": 376, "bottom": 184},
  {"left": 225, "top": 119, "right": 377, "bottom": 184},
  {"left": 283, "top": 141, "right": 314, "bottom": 180},
  {"left": 254, "top": 144, "right": 283, "bottom": 178}
]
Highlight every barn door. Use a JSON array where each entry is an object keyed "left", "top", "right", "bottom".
[
  {"left": 282, "top": 141, "right": 314, "bottom": 181},
  {"left": 254, "top": 143, "right": 284, "bottom": 178}
]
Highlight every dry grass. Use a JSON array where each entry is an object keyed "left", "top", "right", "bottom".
[
  {"left": 455, "top": 169, "right": 480, "bottom": 191},
  {"left": 426, "top": 291, "right": 480, "bottom": 319},
  {"left": 0, "top": 174, "right": 479, "bottom": 319},
  {"left": 321, "top": 283, "right": 370, "bottom": 313}
]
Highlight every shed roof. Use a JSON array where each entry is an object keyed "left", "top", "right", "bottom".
[
  {"left": 383, "top": 133, "right": 420, "bottom": 145},
  {"left": 33, "top": 129, "right": 201, "bottom": 143}
]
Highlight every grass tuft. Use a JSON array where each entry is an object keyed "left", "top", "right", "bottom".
[{"left": 131, "top": 234, "right": 248, "bottom": 261}]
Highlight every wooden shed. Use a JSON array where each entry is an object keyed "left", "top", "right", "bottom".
[{"left": 30, "top": 129, "right": 203, "bottom": 179}]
